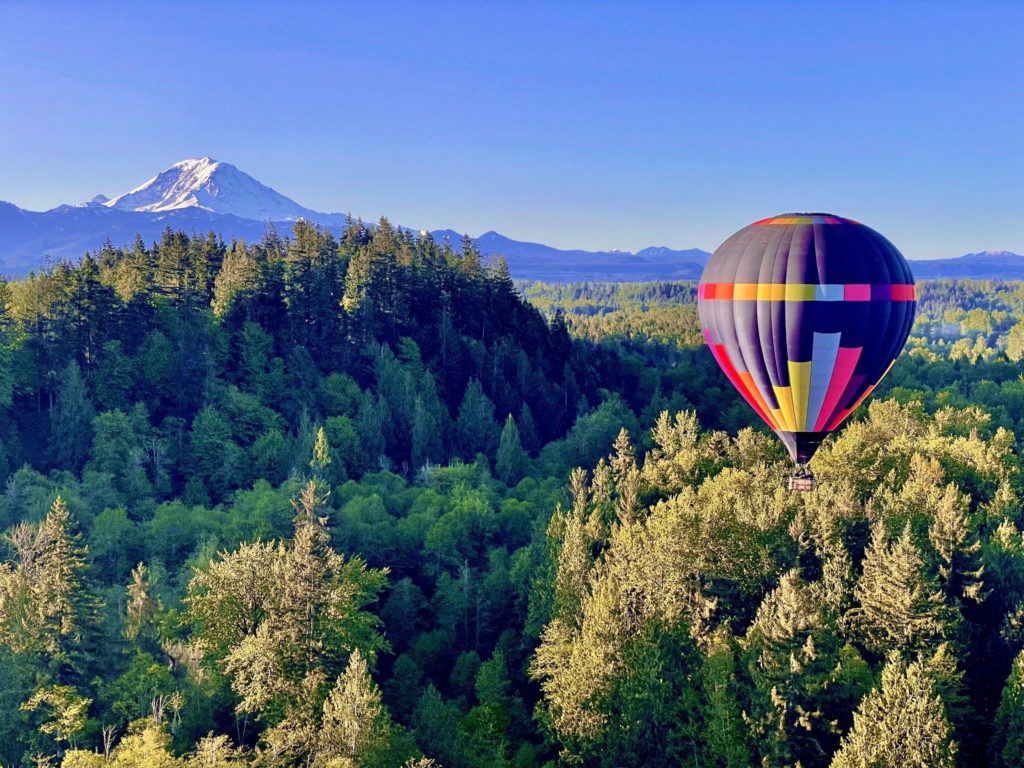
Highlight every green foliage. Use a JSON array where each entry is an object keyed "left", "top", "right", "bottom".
[
  {"left": 496, "top": 414, "right": 528, "bottom": 486},
  {"left": 20, "top": 683, "right": 91, "bottom": 748},
  {"left": 993, "top": 648, "right": 1024, "bottom": 767},
  {"left": 0, "top": 496, "right": 95, "bottom": 664},
  {"left": 456, "top": 379, "right": 499, "bottom": 462},
  {"left": 849, "top": 522, "right": 952, "bottom": 655},
  {"left": 8, "top": 236, "right": 1024, "bottom": 766},
  {"left": 50, "top": 361, "right": 95, "bottom": 473},
  {"left": 831, "top": 654, "right": 957, "bottom": 768}
]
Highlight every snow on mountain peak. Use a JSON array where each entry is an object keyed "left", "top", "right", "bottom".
[{"left": 104, "top": 157, "right": 319, "bottom": 221}]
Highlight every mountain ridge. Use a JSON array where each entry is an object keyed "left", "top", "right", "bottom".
[{"left": 0, "top": 159, "right": 1020, "bottom": 281}]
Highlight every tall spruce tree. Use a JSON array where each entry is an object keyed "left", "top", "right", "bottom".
[
  {"left": 830, "top": 654, "right": 957, "bottom": 768},
  {"left": 849, "top": 522, "right": 951, "bottom": 655},
  {"left": 495, "top": 414, "right": 527, "bottom": 485},
  {"left": 992, "top": 648, "right": 1024, "bottom": 767},
  {"left": 455, "top": 379, "right": 498, "bottom": 461},
  {"left": 48, "top": 361, "right": 94, "bottom": 472}
]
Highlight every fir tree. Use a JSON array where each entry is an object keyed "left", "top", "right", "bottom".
[
  {"left": 310, "top": 425, "right": 332, "bottom": 479},
  {"left": 455, "top": 378, "right": 498, "bottom": 461},
  {"left": 0, "top": 497, "right": 97, "bottom": 673},
  {"left": 495, "top": 414, "right": 527, "bottom": 485},
  {"left": 124, "top": 563, "right": 161, "bottom": 652},
  {"left": 317, "top": 649, "right": 392, "bottom": 765},
  {"left": 831, "top": 654, "right": 957, "bottom": 768},
  {"left": 849, "top": 522, "right": 951, "bottom": 655},
  {"left": 48, "top": 361, "right": 94, "bottom": 472},
  {"left": 992, "top": 648, "right": 1024, "bottom": 767}
]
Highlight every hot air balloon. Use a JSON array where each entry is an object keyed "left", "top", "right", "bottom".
[{"left": 697, "top": 213, "right": 916, "bottom": 490}]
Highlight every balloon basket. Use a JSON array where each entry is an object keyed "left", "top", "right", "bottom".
[{"left": 788, "top": 467, "right": 815, "bottom": 492}]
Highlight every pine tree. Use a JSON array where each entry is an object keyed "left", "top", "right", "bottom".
[
  {"left": 188, "top": 406, "right": 240, "bottom": 501},
  {"left": 700, "top": 631, "right": 751, "bottom": 768},
  {"left": 517, "top": 402, "right": 540, "bottom": 455},
  {"left": 744, "top": 569, "right": 858, "bottom": 767},
  {"left": 610, "top": 428, "right": 641, "bottom": 523},
  {"left": 411, "top": 395, "right": 442, "bottom": 471},
  {"left": 48, "top": 361, "right": 94, "bottom": 472},
  {"left": 455, "top": 379, "right": 498, "bottom": 461},
  {"left": 0, "top": 275, "right": 14, "bottom": 409},
  {"left": 317, "top": 649, "right": 391, "bottom": 765},
  {"left": 92, "top": 340, "right": 134, "bottom": 411},
  {"left": 355, "top": 394, "right": 387, "bottom": 468},
  {"left": 830, "top": 654, "right": 957, "bottom": 768},
  {"left": 495, "top": 414, "right": 527, "bottom": 485},
  {"left": 185, "top": 734, "right": 246, "bottom": 767},
  {"left": 310, "top": 426, "right": 332, "bottom": 480},
  {"left": 211, "top": 239, "right": 257, "bottom": 317},
  {"left": 124, "top": 563, "right": 161, "bottom": 652},
  {"left": 849, "top": 522, "right": 951, "bottom": 655},
  {"left": 0, "top": 498, "right": 95, "bottom": 667},
  {"left": 992, "top": 648, "right": 1024, "bottom": 767},
  {"left": 186, "top": 481, "right": 388, "bottom": 763}
]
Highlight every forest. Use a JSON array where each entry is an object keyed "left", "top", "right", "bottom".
[{"left": 2, "top": 221, "right": 1024, "bottom": 767}]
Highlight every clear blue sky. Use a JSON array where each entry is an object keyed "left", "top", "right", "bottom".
[{"left": 1, "top": 1, "right": 1021, "bottom": 258}]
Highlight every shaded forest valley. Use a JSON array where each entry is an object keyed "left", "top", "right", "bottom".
[{"left": 3, "top": 222, "right": 1024, "bottom": 767}]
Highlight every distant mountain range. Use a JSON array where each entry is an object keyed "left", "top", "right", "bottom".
[{"left": 0, "top": 158, "right": 1020, "bottom": 282}]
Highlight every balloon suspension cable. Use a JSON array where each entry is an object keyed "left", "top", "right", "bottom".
[{"left": 788, "top": 463, "right": 815, "bottom": 492}]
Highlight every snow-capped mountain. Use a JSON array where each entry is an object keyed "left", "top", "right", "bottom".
[
  {"left": 105, "top": 157, "right": 327, "bottom": 222},
  {"left": 0, "top": 158, "right": 1018, "bottom": 281}
]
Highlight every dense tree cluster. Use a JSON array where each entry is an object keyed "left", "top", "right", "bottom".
[{"left": 3, "top": 231, "right": 1024, "bottom": 766}]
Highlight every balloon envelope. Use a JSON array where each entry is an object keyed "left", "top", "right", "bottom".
[{"left": 697, "top": 213, "right": 916, "bottom": 464}]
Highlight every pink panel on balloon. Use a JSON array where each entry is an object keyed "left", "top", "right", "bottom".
[
  {"left": 812, "top": 346, "right": 862, "bottom": 432},
  {"left": 844, "top": 284, "right": 871, "bottom": 301}
]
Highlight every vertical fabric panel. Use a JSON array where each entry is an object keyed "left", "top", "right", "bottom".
[{"left": 806, "top": 332, "right": 842, "bottom": 430}]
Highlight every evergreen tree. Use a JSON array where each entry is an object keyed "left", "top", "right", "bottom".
[
  {"left": 0, "top": 275, "right": 13, "bottom": 410},
  {"left": 317, "top": 649, "right": 392, "bottom": 766},
  {"left": 310, "top": 425, "right": 332, "bottom": 480},
  {"left": 188, "top": 406, "right": 241, "bottom": 501},
  {"left": 495, "top": 414, "right": 527, "bottom": 485},
  {"left": 185, "top": 481, "right": 388, "bottom": 763},
  {"left": 517, "top": 402, "right": 540, "bottom": 455},
  {"left": 455, "top": 379, "right": 498, "bottom": 461},
  {"left": 992, "top": 648, "right": 1024, "bottom": 767},
  {"left": 355, "top": 394, "right": 387, "bottom": 467},
  {"left": 124, "top": 563, "right": 161, "bottom": 652},
  {"left": 744, "top": 570, "right": 862, "bottom": 767},
  {"left": 411, "top": 396, "right": 443, "bottom": 472},
  {"left": 699, "top": 631, "right": 751, "bottom": 768},
  {"left": 849, "top": 522, "right": 951, "bottom": 655},
  {"left": 831, "top": 654, "right": 957, "bottom": 768},
  {"left": 0, "top": 497, "right": 96, "bottom": 672},
  {"left": 48, "top": 360, "right": 94, "bottom": 472},
  {"left": 92, "top": 340, "right": 134, "bottom": 412}
]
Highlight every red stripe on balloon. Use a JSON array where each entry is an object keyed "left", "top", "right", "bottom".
[
  {"left": 826, "top": 382, "right": 875, "bottom": 432},
  {"left": 710, "top": 343, "right": 776, "bottom": 428},
  {"left": 812, "top": 347, "right": 862, "bottom": 432}
]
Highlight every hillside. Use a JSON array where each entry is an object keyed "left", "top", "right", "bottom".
[{"left": 3, "top": 222, "right": 1024, "bottom": 765}]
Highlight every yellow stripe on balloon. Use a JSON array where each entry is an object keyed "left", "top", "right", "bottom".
[
  {"left": 785, "top": 284, "right": 816, "bottom": 302},
  {"left": 772, "top": 385, "right": 796, "bottom": 432},
  {"left": 733, "top": 283, "right": 759, "bottom": 300},
  {"left": 757, "top": 283, "right": 785, "bottom": 301},
  {"left": 788, "top": 361, "right": 812, "bottom": 432}
]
